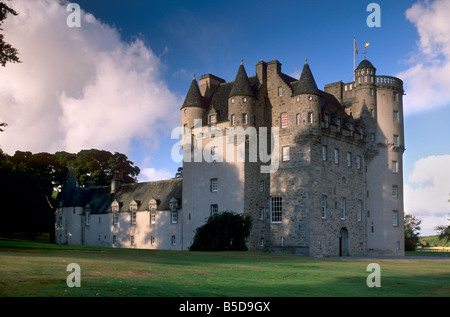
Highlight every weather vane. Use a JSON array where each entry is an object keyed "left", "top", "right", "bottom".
[{"left": 363, "top": 42, "right": 370, "bottom": 59}]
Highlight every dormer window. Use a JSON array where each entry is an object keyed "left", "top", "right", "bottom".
[{"left": 130, "top": 206, "right": 137, "bottom": 225}]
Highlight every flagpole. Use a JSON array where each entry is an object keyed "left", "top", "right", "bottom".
[{"left": 353, "top": 38, "right": 356, "bottom": 80}]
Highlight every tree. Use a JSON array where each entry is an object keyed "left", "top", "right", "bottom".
[
  {"left": 434, "top": 219, "right": 450, "bottom": 243},
  {"left": 0, "top": 0, "right": 21, "bottom": 66},
  {"left": 190, "top": 211, "right": 253, "bottom": 251},
  {"left": 404, "top": 214, "right": 421, "bottom": 251}
]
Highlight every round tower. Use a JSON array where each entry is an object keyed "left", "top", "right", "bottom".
[
  {"left": 228, "top": 61, "right": 257, "bottom": 127},
  {"left": 181, "top": 74, "right": 207, "bottom": 133},
  {"left": 363, "top": 59, "right": 405, "bottom": 256}
]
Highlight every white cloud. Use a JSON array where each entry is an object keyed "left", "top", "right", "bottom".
[
  {"left": 0, "top": 0, "right": 181, "bottom": 155},
  {"left": 397, "top": 0, "right": 450, "bottom": 115},
  {"left": 138, "top": 167, "right": 175, "bottom": 182},
  {"left": 404, "top": 155, "right": 450, "bottom": 235}
]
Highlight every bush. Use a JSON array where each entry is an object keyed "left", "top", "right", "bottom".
[{"left": 189, "top": 211, "right": 252, "bottom": 251}]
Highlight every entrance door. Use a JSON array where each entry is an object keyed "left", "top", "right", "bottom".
[{"left": 339, "top": 227, "right": 349, "bottom": 256}]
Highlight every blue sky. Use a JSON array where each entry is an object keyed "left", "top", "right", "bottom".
[{"left": 1, "top": 0, "right": 449, "bottom": 235}]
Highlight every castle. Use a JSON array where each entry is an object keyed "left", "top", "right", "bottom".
[{"left": 55, "top": 57, "right": 405, "bottom": 256}]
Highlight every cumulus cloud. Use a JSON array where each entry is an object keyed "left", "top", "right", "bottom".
[
  {"left": 397, "top": 0, "right": 450, "bottom": 115},
  {"left": 138, "top": 167, "right": 175, "bottom": 182},
  {"left": 0, "top": 0, "right": 181, "bottom": 155},
  {"left": 404, "top": 155, "right": 450, "bottom": 235}
]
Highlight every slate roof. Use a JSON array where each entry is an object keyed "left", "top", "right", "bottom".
[
  {"left": 356, "top": 59, "right": 375, "bottom": 70},
  {"left": 59, "top": 174, "right": 183, "bottom": 213},
  {"left": 291, "top": 61, "right": 320, "bottom": 96},
  {"left": 229, "top": 63, "right": 257, "bottom": 98},
  {"left": 181, "top": 76, "right": 206, "bottom": 109}
]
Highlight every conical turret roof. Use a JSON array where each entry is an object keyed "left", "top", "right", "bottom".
[
  {"left": 229, "top": 61, "right": 256, "bottom": 98},
  {"left": 181, "top": 75, "right": 206, "bottom": 109},
  {"left": 292, "top": 59, "right": 320, "bottom": 96}
]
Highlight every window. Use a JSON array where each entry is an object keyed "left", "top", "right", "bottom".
[
  {"left": 131, "top": 236, "right": 135, "bottom": 245},
  {"left": 346, "top": 152, "right": 352, "bottom": 167},
  {"left": 151, "top": 236, "right": 155, "bottom": 245},
  {"left": 278, "top": 86, "right": 283, "bottom": 96},
  {"left": 321, "top": 145, "right": 327, "bottom": 161},
  {"left": 393, "top": 92, "right": 398, "bottom": 102},
  {"left": 334, "top": 148, "right": 339, "bottom": 164},
  {"left": 211, "top": 146, "right": 218, "bottom": 161},
  {"left": 230, "top": 114, "right": 235, "bottom": 126},
  {"left": 392, "top": 161, "right": 398, "bottom": 173},
  {"left": 242, "top": 113, "right": 247, "bottom": 125},
  {"left": 324, "top": 114, "right": 329, "bottom": 128},
  {"left": 370, "top": 109, "right": 374, "bottom": 117},
  {"left": 349, "top": 123, "right": 354, "bottom": 136},
  {"left": 282, "top": 146, "right": 290, "bottom": 161},
  {"left": 113, "top": 209, "right": 119, "bottom": 225},
  {"left": 344, "top": 85, "right": 348, "bottom": 91},
  {"left": 85, "top": 211, "right": 90, "bottom": 226},
  {"left": 307, "top": 112, "right": 313, "bottom": 124},
  {"left": 356, "top": 155, "right": 361, "bottom": 170},
  {"left": 171, "top": 211, "right": 178, "bottom": 224},
  {"left": 130, "top": 207, "right": 136, "bottom": 225},
  {"left": 258, "top": 207, "right": 264, "bottom": 220},
  {"left": 337, "top": 119, "right": 341, "bottom": 132},
  {"left": 370, "top": 134, "right": 375, "bottom": 142},
  {"left": 260, "top": 180, "right": 265, "bottom": 192},
  {"left": 270, "top": 196, "right": 282, "bottom": 223},
  {"left": 393, "top": 135, "right": 399, "bottom": 147},
  {"left": 393, "top": 110, "right": 399, "bottom": 123},
  {"left": 370, "top": 88, "right": 374, "bottom": 96},
  {"left": 357, "top": 200, "right": 363, "bottom": 222},
  {"left": 150, "top": 209, "right": 156, "bottom": 224},
  {"left": 260, "top": 238, "right": 264, "bottom": 247},
  {"left": 321, "top": 195, "right": 327, "bottom": 219},
  {"left": 58, "top": 217, "right": 62, "bottom": 227},
  {"left": 340, "top": 197, "right": 346, "bottom": 220},
  {"left": 296, "top": 113, "right": 301, "bottom": 125},
  {"left": 392, "top": 185, "right": 398, "bottom": 198},
  {"left": 209, "top": 115, "right": 216, "bottom": 128},
  {"left": 393, "top": 210, "right": 399, "bottom": 227},
  {"left": 281, "top": 112, "right": 288, "bottom": 128},
  {"left": 210, "top": 178, "right": 218, "bottom": 192},
  {"left": 171, "top": 235, "right": 176, "bottom": 246},
  {"left": 183, "top": 124, "right": 189, "bottom": 135},
  {"left": 211, "top": 204, "right": 218, "bottom": 217}
]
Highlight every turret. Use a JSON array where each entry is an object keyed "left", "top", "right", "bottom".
[
  {"left": 181, "top": 75, "right": 207, "bottom": 132},
  {"left": 228, "top": 61, "right": 257, "bottom": 127},
  {"left": 291, "top": 59, "right": 321, "bottom": 130},
  {"left": 354, "top": 58, "right": 377, "bottom": 121}
]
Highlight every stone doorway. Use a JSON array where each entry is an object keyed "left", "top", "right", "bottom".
[{"left": 339, "top": 227, "right": 349, "bottom": 256}]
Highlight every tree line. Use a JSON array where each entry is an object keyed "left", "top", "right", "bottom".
[{"left": 0, "top": 149, "right": 140, "bottom": 240}]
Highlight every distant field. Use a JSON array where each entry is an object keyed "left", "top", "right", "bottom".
[{"left": 0, "top": 239, "right": 449, "bottom": 297}]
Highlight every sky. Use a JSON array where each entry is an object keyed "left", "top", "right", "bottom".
[{"left": 0, "top": 0, "right": 449, "bottom": 236}]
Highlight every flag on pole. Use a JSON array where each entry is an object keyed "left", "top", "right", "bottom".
[{"left": 354, "top": 38, "right": 358, "bottom": 55}]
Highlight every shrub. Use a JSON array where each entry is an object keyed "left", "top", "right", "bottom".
[{"left": 189, "top": 211, "right": 252, "bottom": 251}]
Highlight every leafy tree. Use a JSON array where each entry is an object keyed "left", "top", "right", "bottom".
[
  {"left": 434, "top": 219, "right": 450, "bottom": 244},
  {"left": 190, "top": 211, "right": 252, "bottom": 251},
  {"left": 0, "top": 0, "right": 21, "bottom": 66},
  {"left": 404, "top": 214, "right": 421, "bottom": 251}
]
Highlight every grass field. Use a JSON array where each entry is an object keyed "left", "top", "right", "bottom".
[{"left": 0, "top": 239, "right": 449, "bottom": 297}]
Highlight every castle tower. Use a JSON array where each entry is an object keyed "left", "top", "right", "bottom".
[
  {"left": 360, "top": 60, "right": 405, "bottom": 256},
  {"left": 228, "top": 61, "right": 257, "bottom": 127},
  {"left": 181, "top": 75, "right": 207, "bottom": 133}
]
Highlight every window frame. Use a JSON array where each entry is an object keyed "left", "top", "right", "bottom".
[{"left": 270, "top": 196, "right": 283, "bottom": 223}]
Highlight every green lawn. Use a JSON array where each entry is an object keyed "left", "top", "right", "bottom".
[{"left": 0, "top": 239, "right": 449, "bottom": 297}]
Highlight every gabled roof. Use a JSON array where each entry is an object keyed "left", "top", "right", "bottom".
[
  {"left": 292, "top": 60, "right": 320, "bottom": 96},
  {"left": 229, "top": 62, "right": 257, "bottom": 98},
  {"left": 181, "top": 76, "right": 206, "bottom": 109}
]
